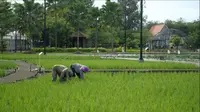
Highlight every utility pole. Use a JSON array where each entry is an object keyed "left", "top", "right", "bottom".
[
  {"left": 55, "top": 0, "right": 58, "bottom": 49},
  {"left": 139, "top": 0, "right": 144, "bottom": 62},
  {"left": 77, "top": 27, "right": 79, "bottom": 50},
  {"left": 95, "top": 17, "right": 99, "bottom": 53},
  {"left": 124, "top": 5, "right": 127, "bottom": 52},
  {"left": 15, "top": 31, "right": 17, "bottom": 53},
  {"left": 43, "top": 0, "right": 47, "bottom": 55}
]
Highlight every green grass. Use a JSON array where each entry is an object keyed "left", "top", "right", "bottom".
[
  {"left": 0, "top": 61, "right": 17, "bottom": 69},
  {"left": 28, "top": 59, "right": 198, "bottom": 69},
  {"left": 0, "top": 53, "right": 198, "bottom": 69},
  {"left": 0, "top": 61, "right": 17, "bottom": 77},
  {"left": 0, "top": 69, "right": 4, "bottom": 77},
  {"left": 0, "top": 53, "right": 100, "bottom": 60},
  {"left": 0, "top": 72, "right": 199, "bottom": 112}
]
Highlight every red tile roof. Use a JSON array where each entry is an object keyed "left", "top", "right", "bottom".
[{"left": 149, "top": 24, "right": 165, "bottom": 36}]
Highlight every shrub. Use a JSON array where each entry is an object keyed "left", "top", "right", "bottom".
[
  {"left": 31, "top": 47, "right": 108, "bottom": 53},
  {"left": 31, "top": 47, "right": 142, "bottom": 53},
  {"left": 0, "top": 40, "right": 7, "bottom": 52}
]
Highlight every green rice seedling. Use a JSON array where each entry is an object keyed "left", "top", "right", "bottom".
[
  {"left": 0, "top": 61, "right": 17, "bottom": 69},
  {"left": 0, "top": 61, "right": 17, "bottom": 77},
  {"left": 0, "top": 53, "right": 100, "bottom": 60},
  {"left": 0, "top": 72, "right": 199, "bottom": 112},
  {"left": 28, "top": 59, "right": 198, "bottom": 70},
  {"left": 0, "top": 69, "right": 5, "bottom": 77}
]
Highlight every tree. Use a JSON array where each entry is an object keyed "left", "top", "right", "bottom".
[
  {"left": 164, "top": 19, "right": 176, "bottom": 29},
  {"left": 144, "top": 20, "right": 160, "bottom": 29},
  {"left": 118, "top": 0, "right": 140, "bottom": 51},
  {"left": 187, "top": 30, "right": 200, "bottom": 50},
  {"left": 118, "top": 0, "right": 140, "bottom": 29},
  {"left": 101, "top": 1, "right": 123, "bottom": 52},
  {"left": 0, "top": 40, "right": 7, "bottom": 52},
  {"left": 170, "top": 35, "right": 181, "bottom": 50},
  {"left": 13, "top": 3, "right": 27, "bottom": 52},
  {"left": 129, "top": 28, "right": 151, "bottom": 48},
  {"left": 0, "top": 0, "right": 14, "bottom": 53},
  {"left": 46, "top": 0, "right": 76, "bottom": 48},
  {"left": 65, "top": 0, "right": 94, "bottom": 50},
  {"left": 46, "top": 0, "right": 61, "bottom": 48},
  {"left": 14, "top": 0, "right": 43, "bottom": 49},
  {"left": 87, "top": 6, "right": 101, "bottom": 51}
]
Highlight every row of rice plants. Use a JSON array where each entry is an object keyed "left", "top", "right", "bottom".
[
  {"left": 0, "top": 69, "right": 5, "bottom": 77},
  {"left": 0, "top": 72, "right": 199, "bottom": 112},
  {"left": 0, "top": 61, "right": 17, "bottom": 69},
  {"left": 0, "top": 61, "right": 17, "bottom": 77},
  {"left": 28, "top": 59, "right": 198, "bottom": 70},
  {"left": 0, "top": 53, "right": 100, "bottom": 60}
]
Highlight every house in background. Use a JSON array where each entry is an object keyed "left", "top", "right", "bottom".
[
  {"left": 149, "top": 24, "right": 171, "bottom": 49},
  {"left": 149, "top": 24, "right": 187, "bottom": 49},
  {"left": 3, "top": 31, "right": 30, "bottom": 51},
  {"left": 71, "top": 32, "right": 92, "bottom": 48}
]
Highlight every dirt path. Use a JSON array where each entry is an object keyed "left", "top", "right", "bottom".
[{"left": 0, "top": 61, "right": 38, "bottom": 84}]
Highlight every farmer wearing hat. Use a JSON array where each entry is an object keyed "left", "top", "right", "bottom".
[
  {"left": 70, "top": 63, "right": 89, "bottom": 80},
  {"left": 52, "top": 65, "right": 73, "bottom": 82}
]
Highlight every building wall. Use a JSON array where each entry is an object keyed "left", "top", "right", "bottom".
[
  {"left": 71, "top": 37, "right": 87, "bottom": 48},
  {"left": 152, "top": 25, "right": 171, "bottom": 49},
  {"left": 5, "top": 39, "right": 29, "bottom": 51},
  {"left": 3, "top": 31, "right": 31, "bottom": 51}
]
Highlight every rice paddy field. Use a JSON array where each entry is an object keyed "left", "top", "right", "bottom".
[
  {"left": 0, "top": 53, "right": 199, "bottom": 111},
  {"left": 0, "top": 72, "right": 199, "bottom": 112},
  {"left": 28, "top": 59, "right": 198, "bottom": 70},
  {"left": 0, "top": 53, "right": 198, "bottom": 69}
]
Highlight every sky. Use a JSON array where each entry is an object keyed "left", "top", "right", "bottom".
[
  {"left": 10, "top": 0, "right": 200, "bottom": 22},
  {"left": 94, "top": 0, "right": 199, "bottom": 22}
]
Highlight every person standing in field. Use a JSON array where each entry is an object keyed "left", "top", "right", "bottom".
[
  {"left": 52, "top": 64, "right": 73, "bottom": 82},
  {"left": 70, "top": 63, "right": 89, "bottom": 80}
]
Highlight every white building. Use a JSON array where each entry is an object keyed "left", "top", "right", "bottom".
[{"left": 3, "top": 31, "right": 31, "bottom": 51}]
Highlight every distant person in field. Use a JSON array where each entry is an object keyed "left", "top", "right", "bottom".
[
  {"left": 52, "top": 65, "right": 73, "bottom": 82},
  {"left": 70, "top": 63, "right": 89, "bottom": 80}
]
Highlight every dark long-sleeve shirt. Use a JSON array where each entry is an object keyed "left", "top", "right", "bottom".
[{"left": 70, "top": 63, "right": 84, "bottom": 79}]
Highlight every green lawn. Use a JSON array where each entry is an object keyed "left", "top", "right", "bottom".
[{"left": 0, "top": 72, "right": 199, "bottom": 112}]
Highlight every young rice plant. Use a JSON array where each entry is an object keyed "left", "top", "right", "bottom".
[{"left": 0, "top": 72, "right": 199, "bottom": 112}]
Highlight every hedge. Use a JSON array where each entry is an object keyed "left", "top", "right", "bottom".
[
  {"left": 31, "top": 47, "right": 107, "bottom": 53},
  {"left": 31, "top": 47, "right": 140, "bottom": 53}
]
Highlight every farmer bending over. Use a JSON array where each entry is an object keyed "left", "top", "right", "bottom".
[
  {"left": 70, "top": 63, "right": 89, "bottom": 80},
  {"left": 52, "top": 65, "right": 72, "bottom": 82}
]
